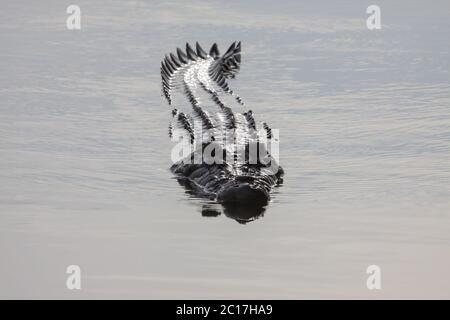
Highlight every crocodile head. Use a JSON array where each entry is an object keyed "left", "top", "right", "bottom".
[{"left": 217, "top": 181, "right": 270, "bottom": 206}]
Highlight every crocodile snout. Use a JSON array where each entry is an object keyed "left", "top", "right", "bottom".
[{"left": 217, "top": 182, "right": 269, "bottom": 206}]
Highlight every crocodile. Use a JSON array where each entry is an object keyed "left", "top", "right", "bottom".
[{"left": 161, "top": 42, "right": 284, "bottom": 220}]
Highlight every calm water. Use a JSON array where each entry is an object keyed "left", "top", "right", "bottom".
[{"left": 1, "top": 0, "right": 449, "bottom": 298}]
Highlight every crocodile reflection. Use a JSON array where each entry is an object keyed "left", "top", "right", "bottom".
[
  {"left": 202, "top": 203, "right": 266, "bottom": 224},
  {"left": 175, "top": 177, "right": 272, "bottom": 224}
]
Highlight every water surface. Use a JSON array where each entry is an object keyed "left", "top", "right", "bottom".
[{"left": 1, "top": 0, "right": 449, "bottom": 298}]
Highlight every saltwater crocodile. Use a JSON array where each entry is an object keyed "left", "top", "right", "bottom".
[{"left": 161, "top": 42, "right": 283, "bottom": 218}]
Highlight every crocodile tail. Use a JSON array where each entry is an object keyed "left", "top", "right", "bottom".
[
  {"left": 161, "top": 42, "right": 249, "bottom": 146},
  {"left": 208, "top": 41, "right": 241, "bottom": 82},
  {"left": 161, "top": 42, "right": 242, "bottom": 105},
  {"left": 169, "top": 108, "right": 195, "bottom": 144},
  {"left": 208, "top": 42, "right": 245, "bottom": 106}
]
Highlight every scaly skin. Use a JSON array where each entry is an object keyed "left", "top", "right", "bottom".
[{"left": 161, "top": 42, "right": 284, "bottom": 211}]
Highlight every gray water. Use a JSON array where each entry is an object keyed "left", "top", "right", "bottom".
[{"left": 1, "top": 0, "right": 449, "bottom": 299}]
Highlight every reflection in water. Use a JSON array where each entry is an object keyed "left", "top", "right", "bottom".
[
  {"left": 2, "top": 0, "right": 450, "bottom": 299},
  {"left": 222, "top": 203, "right": 266, "bottom": 224},
  {"left": 175, "top": 177, "right": 276, "bottom": 223},
  {"left": 200, "top": 202, "right": 265, "bottom": 224},
  {"left": 201, "top": 206, "right": 222, "bottom": 218}
]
